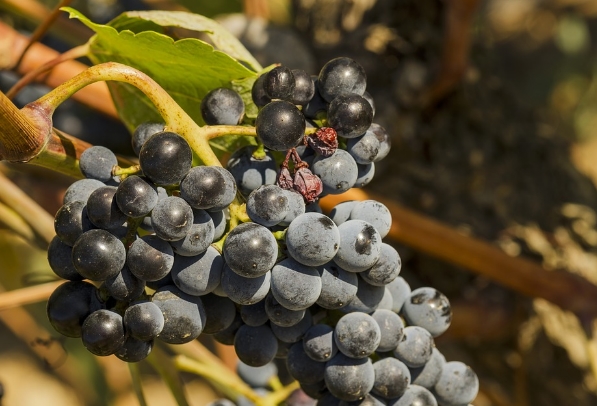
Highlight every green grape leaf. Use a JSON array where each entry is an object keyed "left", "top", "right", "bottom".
[{"left": 62, "top": 7, "right": 259, "bottom": 132}]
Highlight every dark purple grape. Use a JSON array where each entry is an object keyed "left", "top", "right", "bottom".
[
  {"left": 324, "top": 353, "right": 374, "bottom": 401},
  {"left": 47, "top": 281, "right": 101, "bottom": 338},
  {"left": 115, "top": 337, "right": 153, "bottom": 362},
  {"left": 47, "top": 236, "right": 83, "bottom": 281},
  {"left": 240, "top": 299, "right": 269, "bottom": 327},
  {"left": 127, "top": 235, "right": 174, "bottom": 282},
  {"left": 227, "top": 145, "right": 278, "bottom": 196},
  {"left": 270, "top": 310, "right": 312, "bottom": 343},
  {"left": 180, "top": 166, "right": 237, "bottom": 211},
  {"left": 152, "top": 285, "right": 206, "bottom": 344},
  {"left": 213, "top": 312, "right": 243, "bottom": 345},
  {"left": 79, "top": 146, "right": 118, "bottom": 182},
  {"left": 81, "top": 309, "right": 126, "bottom": 356},
  {"left": 220, "top": 265, "right": 271, "bottom": 305},
  {"left": 246, "top": 184, "right": 289, "bottom": 227},
  {"left": 115, "top": 175, "right": 158, "bottom": 218},
  {"left": 256, "top": 100, "right": 306, "bottom": 151},
  {"left": 124, "top": 300, "right": 165, "bottom": 341},
  {"left": 63, "top": 178, "right": 105, "bottom": 205},
  {"left": 201, "top": 87, "right": 245, "bottom": 125},
  {"left": 286, "top": 342, "right": 325, "bottom": 384},
  {"left": 251, "top": 74, "right": 271, "bottom": 107},
  {"left": 291, "top": 69, "right": 315, "bottom": 105},
  {"left": 234, "top": 324, "right": 278, "bottom": 367},
  {"left": 170, "top": 209, "right": 215, "bottom": 256},
  {"left": 302, "top": 324, "right": 337, "bottom": 362},
  {"left": 372, "top": 358, "right": 410, "bottom": 399},
  {"left": 171, "top": 246, "right": 224, "bottom": 296},
  {"left": 265, "top": 293, "right": 306, "bottom": 327},
  {"left": 223, "top": 222, "right": 277, "bottom": 278},
  {"left": 327, "top": 95, "right": 373, "bottom": 139},
  {"left": 402, "top": 287, "right": 452, "bottom": 337},
  {"left": 318, "top": 57, "right": 367, "bottom": 102},
  {"left": 132, "top": 122, "right": 165, "bottom": 156},
  {"left": 86, "top": 186, "right": 128, "bottom": 230},
  {"left": 54, "top": 200, "right": 93, "bottom": 246},
  {"left": 72, "top": 229, "right": 126, "bottom": 281},
  {"left": 139, "top": 131, "right": 192, "bottom": 185},
  {"left": 201, "top": 294, "right": 237, "bottom": 334},
  {"left": 103, "top": 265, "right": 146, "bottom": 302},
  {"left": 151, "top": 196, "right": 194, "bottom": 241},
  {"left": 334, "top": 312, "right": 381, "bottom": 359},
  {"left": 264, "top": 66, "right": 295, "bottom": 100}
]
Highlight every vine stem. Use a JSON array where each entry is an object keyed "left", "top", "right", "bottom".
[
  {"left": 174, "top": 355, "right": 260, "bottom": 403},
  {"left": 0, "top": 171, "right": 55, "bottom": 246},
  {"left": 32, "top": 62, "right": 222, "bottom": 167}
]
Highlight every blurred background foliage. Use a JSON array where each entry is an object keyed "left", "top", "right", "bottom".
[{"left": 1, "top": 0, "right": 597, "bottom": 405}]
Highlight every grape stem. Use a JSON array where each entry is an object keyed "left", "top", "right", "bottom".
[
  {"left": 113, "top": 164, "right": 141, "bottom": 178},
  {"left": 31, "top": 62, "right": 222, "bottom": 167}
]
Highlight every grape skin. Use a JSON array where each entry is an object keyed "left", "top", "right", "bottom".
[
  {"left": 410, "top": 348, "right": 445, "bottom": 389},
  {"left": 54, "top": 200, "right": 93, "bottom": 246},
  {"left": 372, "top": 358, "right": 410, "bottom": 399},
  {"left": 270, "top": 310, "right": 312, "bottom": 343},
  {"left": 324, "top": 353, "right": 375, "bottom": 402},
  {"left": 124, "top": 301, "right": 165, "bottom": 341},
  {"left": 201, "top": 87, "right": 245, "bottom": 125},
  {"left": 139, "top": 131, "right": 193, "bottom": 186},
  {"left": 329, "top": 201, "right": 357, "bottom": 226},
  {"left": 86, "top": 186, "right": 128, "bottom": 230},
  {"left": 318, "top": 57, "right": 367, "bottom": 102},
  {"left": 327, "top": 95, "right": 373, "bottom": 139},
  {"left": 393, "top": 326, "right": 434, "bottom": 368},
  {"left": 234, "top": 324, "right": 278, "bottom": 367},
  {"left": 316, "top": 262, "right": 358, "bottom": 310},
  {"left": 201, "top": 294, "right": 237, "bottom": 334},
  {"left": 240, "top": 300, "right": 269, "bottom": 327},
  {"left": 256, "top": 100, "right": 306, "bottom": 151},
  {"left": 386, "top": 277, "right": 411, "bottom": 313},
  {"left": 341, "top": 275, "right": 386, "bottom": 314},
  {"left": 279, "top": 189, "right": 306, "bottom": 226},
  {"left": 334, "top": 312, "right": 381, "bottom": 359},
  {"left": 115, "top": 337, "right": 153, "bottom": 363},
  {"left": 81, "top": 309, "right": 126, "bottom": 356},
  {"left": 333, "top": 220, "right": 382, "bottom": 273},
  {"left": 265, "top": 293, "right": 306, "bottom": 327},
  {"left": 47, "top": 236, "right": 83, "bottom": 281},
  {"left": 115, "top": 175, "right": 158, "bottom": 218},
  {"left": 47, "top": 281, "right": 101, "bottom": 338},
  {"left": 220, "top": 265, "right": 271, "bottom": 305},
  {"left": 150, "top": 196, "right": 194, "bottom": 241},
  {"left": 170, "top": 209, "right": 215, "bottom": 256},
  {"left": 132, "top": 122, "right": 165, "bottom": 156},
  {"left": 227, "top": 146, "right": 278, "bottom": 196},
  {"left": 271, "top": 258, "right": 322, "bottom": 311},
  {"left": 360, "top": 243, "right": 401, "bottom": 286},
  {"left": 180, "top": 166, "right": 237, "bottom": 211},
  {"left": 103, "top": 265, "right": 146, "bottom": 302},
  {"left": 171, "top": 246, "right": 224, "bottom": 296},
  {"left": 433, "top": 361, "right": 478, "bottom": 406},
  {"left": 388, "top": 385, "right": 437, "bottom": 406},
  {"left": 223, "top": 222, "right": 278, "bottom": 278},
  {"left": 237, "top": 361, "right": 278, "bottom": 388},
  {"left": 246, "top": 185, "right": 289, "bottom": 227},
  {"left": 402, "top": 287, "right": 452, "bottom": 338},
  {"left": 350, "top": 200, "right": 392, "bottom": 239},
  {"left": 63, "top": 178, "right": 105, "bottom": 205},
  {"left": 127, "top": 235, "right": 175, "bottom": 282},
  {"left": 152, "top": 285, "right": 206, "bottom": 344},
  {"left": 312, "top": 150, "right": 358, "bottom": 195},
  {"left": 286, "top": 342, "right": 326, "bottom": 384},
  {"left": 79, "top": 146, "right": 118, "bottom": 182},
  {"left": 286, "top": 213, "right": 340, "bottom": 267},
  {"left": 303, "top": 323, "right": 338, "bottom": 362},
  {"left": 72, "top": 229, "right": 126, "bottom": 281}
]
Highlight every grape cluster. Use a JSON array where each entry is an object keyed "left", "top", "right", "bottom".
[{"left": 46, "top": 57, "right": 478, "bottom": 405}]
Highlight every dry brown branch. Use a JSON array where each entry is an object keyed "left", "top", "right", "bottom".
[
  {"left": 0, "top": 280, "right": 62, "bottom": 311},
  {"left": 320, "top": 190, "right": 597, "bottom": 320}
]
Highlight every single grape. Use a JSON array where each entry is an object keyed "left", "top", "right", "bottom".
[
  {"left": 151, "top": 196, "right": 194, "bottom": 241},
  {"left": 372, "top": 358, "right": 410, "bottom": 399},
  {"left": 139, "top": 131, "right": 192, "bottom": 185},
  {"left": 362, "top": 91, "right": 375, "bottom": 116},
  {"left": 213, "top": 312, "right": 243, "bottom": 345},
  {"left": 152, "top": 285, "right": 206, "bottom": 344},
  {"left": 47, "top": 236, "right": 83, "bottom": 281},
  {"left": 79, "top": 146, "right": 118, "bottom": 182},
  {"left": 170, "top": 209, "right": 215, "bottom": 256},
  {"left": 324, "top": 353, "right": 374, "bottom": 402},
  {"left": 402, "top": 287, "right": 452, "bottom": 338},
  {"left": 346, "top": 124, "right": 390, "bottom": 164},
  {"left": 54, "top": 200, "right": 93, "bottom": 246},
  {"left": 223, "top": 222, "right": 278, "bottom": 278},
  {"left": 132, "top": 122, "right": 165, "bottom": 156},
  {"left": 127, "top": 235, "right": 175, "bottom": 282},
  {"left": 410, "top": 348, "right": 445, "bottom": 389},
  {"left": 299, "top": 381, "right": 328, "bottom": 400},
  {"left": 103, "top": 265, "right": 146, "bottom": 302},
  {"left": 286, "top": 213, "right": 340, "bottom": 267},
  {"left": 251, "top": 74, "right": 271, "bottom": 107},
  {"left": 63, "top": 178, "right": 105, "bottom": 205},
  {"left": 393, "top": 326, "right": 434, "bottom": 368},
  {"left": 265, "top": 293, "right": 306, "bottom": 327},
  {"left": 234, "top": 324, "right": 278, "bottom": 367},
  {"left": 271, "top": 258, "right": 321, "bottom": 311},
  {"left": 220, "top": 265, "right": 271, "bottom": 305},
  {"left": 328, "top": 95, "right": 373, "bottom": 139},
  {"left": 360, "top": 243, "right": 401, "bottom": 286},
  {"left": 386, "top": 277, "right": 411, "bottom": 313},
  {"left": 303, "top": 324, "right": 338, "bottom": 362},
  {"left": 180, "top": 166, "right": 237, "bottom": 211},
  {"left": 340, "top": 275, "right": 385, "bottom": 314},
  {"left": 279, "top": 189, "right": 306, "bottom": 226},
  {"left": 171, "top": 246, "right": 224, "bottom": 296},
  {"left": 312, "top": 150, "right": 359, "bottom": 195},
  {"left": 237, "top": 360, "right": 278, "bottom": 388},
  {"left": 291, "top": 69, "right": 316, "bottom": 105},
  {"left": 47, "top": 281, "right": 101, "bottom": 337},
  {"left": 209, "top": 209, "right": 228, "bottom": 241},
  {"left": 354, "top": 163, "right": 375, "bottom": 188},
  {"left": 318, "top": 57, "right": 367, "bottom": 102},
  {"left": 334, "top": 220, "right": 382, "bottom": 273},
  {"left": 72, "top": 229, "right": 126, "bottom": 281},
  {"left": 433, "top": 361, "right": 478, "bottom": 406},
  {"left": 334, "top": 312, "right": 381, "bottom": 359},
  {"left": 316, "top": 262, "right": 358, "bottom": 310},
  {"left": 124, "top": 300, "right": 165, "bottom": 341},
  {"left": 201, "top": 294, "right": 237, "bottom": 334},
  {"left": 371, "top": 309, "right": 404, "bottom": 352},
  {"left": 270, "top": 310, "right": 312, "bottom": 343},
  {"left": 227, "top": 145, "right": 278, "bottom": 196},
  {"left": 240, "top": 299, "right": 269, "bottom": 327},
  {"left": 86, "top": 186, "right": 128, "bottom": 230},
  {"left": 81, "top": 309, "right": 126, "bottom": 356},
  {"left": 264, "top": 66, "right": 295, "bottom": 100},
  {"left": 329, "top": 201, "right": 357, "bottom": 226},
  {"left": 115, "top": 337, "right": 153, "bottom": 363},
  {"left": 350, "top": 200, "right": 391, "bottom": 239},
  {"left": 201, "top": 87, "right": 245, "bottom": 125},
  {"left": 256, "top": 100, "right": 306, "bottom": 151},
  {"left": 286, "top": 342, "right": 326, "bottom": 384},
  {"left": 303, "top": 78, "right": 328, "bottom": 119},
  {"left": 377, "top": 287, "right": 394, "bottom": 311},
  {"left": 246, "top": 185, "right": 290, "bottom": 227},
  {"left": 388, "top": 385, "right": 437, "bottom": 406},
  {"left": 115, "top": 175, "right": 158, "bottom": 218}
]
